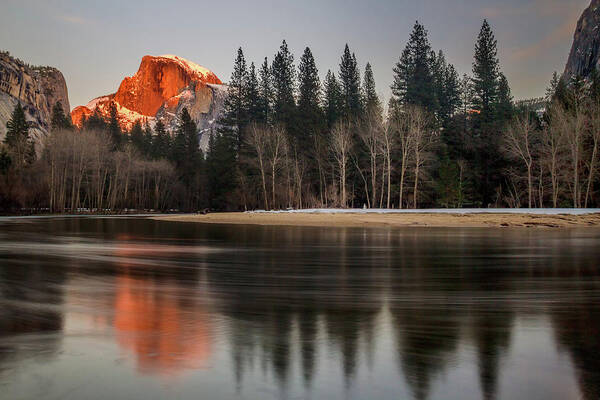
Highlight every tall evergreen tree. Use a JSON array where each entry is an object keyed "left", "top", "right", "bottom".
[
  {"left": 545, "top": 72, "right": 561, "bottom": 101},
  {"left": 496, "top": 73, "right": 513, "bottom": 121},
  {"left": 472, "top": 19, "right": 499, "bottom": 119},
  {"left": 246, "top": 62, "right": 261, "bottom": 123},
  {"left": 297, "top": 47, "right": 323, "bottom": 148},
  {"left": 130, "top": 120, "right": 145, "bottom": 152},
  {"left": 433, "top": 52, "right": 461, "bottom": 126},
  {"left": 258, "top": 57, "right": 273, "bottom": 125},
  {"left": 271, "top": 40, "right": 296, "bottom": 130},
  {"left": 107, "top": 102, "right": 122, "bottom": 150},
  {"left": 339, "top": 44, "right": 362, "bottom": 119},
  {"left": 219, "top": 47, "right": 248, "bottom": 149},
  {"left": 323, "top": 70, "right": 342, "bottom": 129},
  {"left": 206, "top": 132, "right": 238, "bottom": 210},
  {"left": 172, "top": 108, "right": 202, "bottom": 208},
  {"left": 51, "top": 102, "right": 72, "bottom": 131},
  {"left": 470, "top": 19, "right": 509, "bottom": 206},
  {"left": 391, "top": 22, "right": 436, "bottom": 110},
  {"left": 4, "top": 103, "right": 29, "bottom": 148},
  {"left": 142, "top": 122, "right": 153, "bottom": 157},
  {"left": 151, "top": 119, "right": 171, "bottom": 159},
  {"left": 362, "top": 62, "right": 381, "bottom": 115},
  {"left": 4, "top": 102, "right": 35, "bottom": 165}
]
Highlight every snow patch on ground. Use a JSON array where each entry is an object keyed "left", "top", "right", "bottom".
[{"left": 247, "top": 208, "right": 600, "bottom": 215}]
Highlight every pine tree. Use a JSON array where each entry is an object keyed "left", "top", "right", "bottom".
[
  {"left": 4, "top": 102, "right": 34, "bottom": 165},
  {"left": 130, "top": 120, "right": 145, "bottom": 152},
  {"left": 219, "top": 47, "right": 248, "bottom": 149},
  {"left": 258, "top": 57, "right": 273, "bottom": 125},
  {"left": 107, "top": 102, "right": 122, "bottom": 150},
  {"left": 297, "top": 47, "right": 323, "bottom": 148},
  {"left": 51, "top": 102, "right": 72, "bottom": 131},
  {"left": 246, "top": 62, "right": 261, "bottom": 123},
  {"left": 496, "top": 73, "right": 513, "bottom": 121},
  {"left": 151, "top": 119, "right": 170, "bottom": 159},
  {"left": 545, "top": 72, "right": 561, "bottom": 101},
  {"left": 339, "top": 44, "right": 362, "bottom": 119},
  {"left": 434, "top": 51, "right": 461, "bottom": 126},
  {"left": 391, "top": 22, "right": 436, "bottom": 110},
  {"left": 271, "top": 40, "right": 296, "bottom": 130},
  {"left": 4, "top": 103, "right": 29, "bottom": 148},
  {"left": 172, "top": 108, "right": 202, "bottom": 208},
  {"left": 143, "top": 122, "right": 153, "bottom": 157},
  {"left": 471, "top": 20, "right": 508, "bottom": 206},
  {"left": 431, "top": 50, "right": 447, "bottom": 118},
  {"left": 323, "top": 70, "right": 342, "bottom": 129},
  {"left": 206, "top": 132, "right": 238, "bottom": 210},
  {"left": 472, "top": 19, "right": 499, "bottom": 119},
  {"left": 83, "top": 109, "right": 107, "bottom": 132},
  {"left": 362, "top": 62, "right": 381, "bottom": 115}
]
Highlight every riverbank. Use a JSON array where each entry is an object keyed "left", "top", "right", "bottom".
[{"left": 153, "top": 210, "right": 600, "bottom": 228}]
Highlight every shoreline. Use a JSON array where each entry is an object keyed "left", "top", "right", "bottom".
[{"left": 153, "top": 211, "right": 600, "bottom": 229}]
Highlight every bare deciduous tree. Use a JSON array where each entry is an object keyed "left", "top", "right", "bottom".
[
  {"left": 503, "top": 114, "right": 536, "bottom": 208},
  {"left": 358, "top": 109, "right": 383, "bottom": 208},
  {"left": 542, "top": 101, "right": 568, "bottom": 208},
  {"left": 330, "top": 120, "right": 353, "bottom": 208},
  {"left": 246, "top": 123, "right": 270, "bottom": 210},
  {"left": 585, "top": 101, "right": 600, "bottom": 208}
]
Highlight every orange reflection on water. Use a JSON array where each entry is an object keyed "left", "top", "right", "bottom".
[{"left": 113, "top": 274, "right": 212, "bottom": 376}]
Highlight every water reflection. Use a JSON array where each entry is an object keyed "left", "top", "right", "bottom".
[
  {"left": 113, "top": 274, "right": 212, "bottom": 375},
  {"left": 0, "top": 218, "right": 599, "bottom": 399}
]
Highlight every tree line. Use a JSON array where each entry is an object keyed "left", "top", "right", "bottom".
[
  {"left": 0, "top": 101, "right": 199, "bottom": 212},
  {"left": 207, "top": 20, "right": 600, "bottom": 210},
  {"left": 2, "top": 19, "right": 600, "bottom": 213}
]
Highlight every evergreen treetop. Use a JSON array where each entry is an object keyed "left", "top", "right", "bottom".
[
  {"left": 219, "top": 47, "right": 248, "bottom": 149},
  {"left": 271, "top": 40, "right": 297, "bottom": 128},
  {"left": 391, "top": 21, "right": 437, "bottom": 111},
  {"left": 362, "top": 62, "right": 381, "bottom": 116},
  {"left": 297, "top": 46, "right": 324, "bottom": 145},
  {"left": 339, "top": 44, "right": 362, "bottom": 119},
  {"left": 323, "top": 70, "right": 342, "bottom": 129},
  {"left": 472, "top": 19, "right": 500, "bottom": 115}
]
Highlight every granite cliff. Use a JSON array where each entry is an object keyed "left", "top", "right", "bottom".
[
  {"left": 0, "top": 51, "right": 70, "bottom": 144},
  {"left": 564, "top": 0, "right": 600, "bottom": 80}
]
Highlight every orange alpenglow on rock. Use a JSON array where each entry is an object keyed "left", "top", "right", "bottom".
[
  {"left": 71, "top": 55, "right": 222, "bottom": 131},
  {"left": 113, "top": 275, "right": 213, "bottom": 376}
]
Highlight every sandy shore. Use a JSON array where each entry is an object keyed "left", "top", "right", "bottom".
[{"left": 153, "top": 211, "right": 600, "bottom": 228}]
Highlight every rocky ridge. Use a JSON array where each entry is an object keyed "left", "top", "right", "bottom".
[
  {"left": 564, "top": 0, "right": 600, "bottom": 80},
  {"left": 0, "top": 51, "right": 70, "bottom": 145}
]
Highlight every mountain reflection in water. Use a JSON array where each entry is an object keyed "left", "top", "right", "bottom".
[{"left": 0, "top": 217, "right": 599, "bottom": 400}]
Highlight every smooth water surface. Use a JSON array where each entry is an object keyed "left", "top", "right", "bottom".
[{"left": 0, "top": 217, "right": 599, "bottom": 400}]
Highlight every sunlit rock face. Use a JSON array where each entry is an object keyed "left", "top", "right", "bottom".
[
  {"left": 71, "top": 55, "right": 227, "bottom": 151},
  {"left": 0, "top": 51, "right": 70, "bottom": 145},
  {"left": 564, "top": 0, "right": 600, "bottom": 80}
]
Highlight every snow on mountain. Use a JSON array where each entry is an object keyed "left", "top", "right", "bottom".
[{"left": 71, "top": 54, "right": 226, "bottom": 151}]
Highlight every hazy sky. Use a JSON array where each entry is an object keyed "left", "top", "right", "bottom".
[{"left": 1, "top": 0, "right": 590, "bottom": 109}]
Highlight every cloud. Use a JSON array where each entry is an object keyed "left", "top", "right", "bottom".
[{"left": 56, "top": 14, "right": 89, "bottom": 25}]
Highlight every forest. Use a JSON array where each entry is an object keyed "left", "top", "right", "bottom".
[{"left": 1, "top": 20, "right": 600, "bottom": 213}]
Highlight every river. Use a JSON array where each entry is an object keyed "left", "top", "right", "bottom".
[{"left": 0, "top": 217, "right": 598, "bottom": 399}]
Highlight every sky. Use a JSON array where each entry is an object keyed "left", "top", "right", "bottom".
[{"left": 0, "top": 0, "right": 591, "bottom": 110}]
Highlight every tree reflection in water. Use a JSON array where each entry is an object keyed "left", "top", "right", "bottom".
[{"left": 0, "top": 219, "right": 599, "bottom": 400}]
